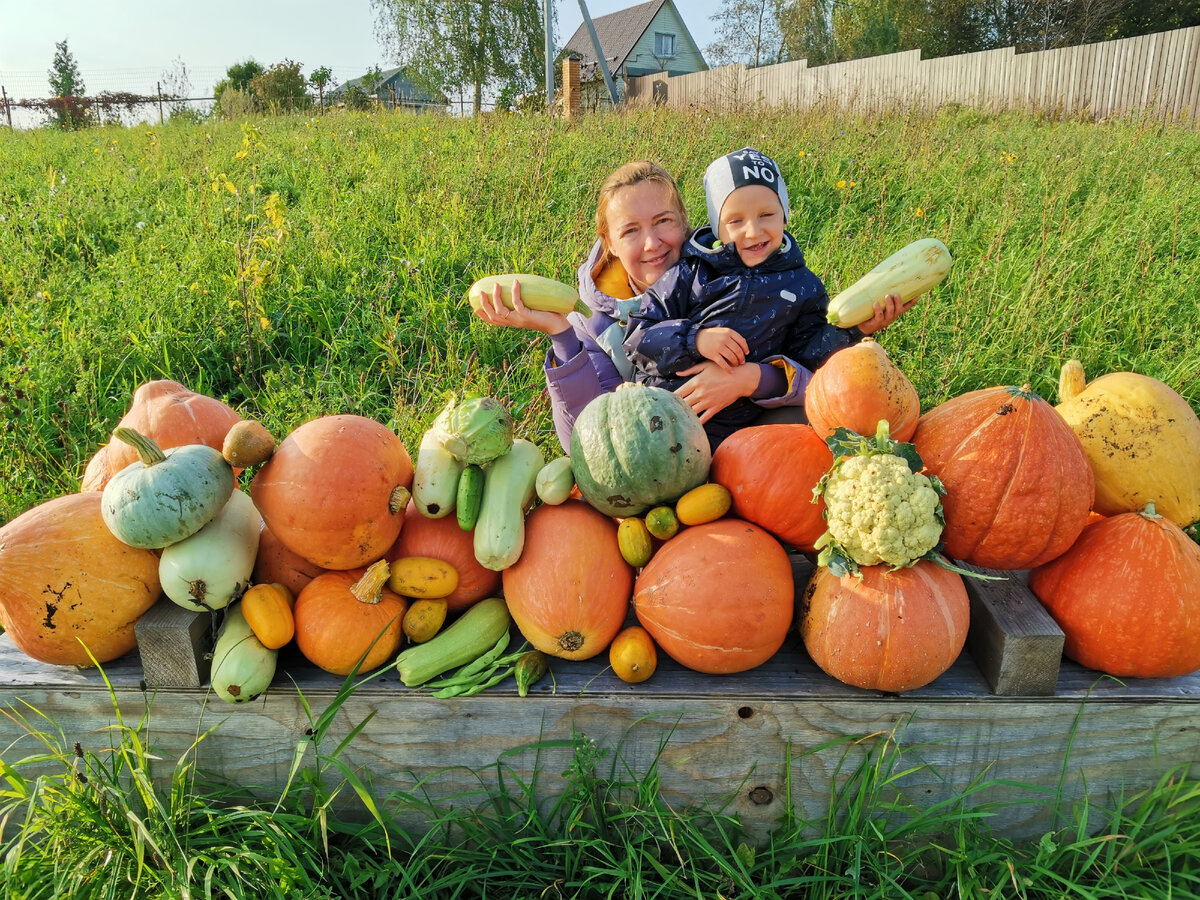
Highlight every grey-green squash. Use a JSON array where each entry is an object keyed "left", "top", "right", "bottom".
[
  {"left": 569, "top": 384, "right": 711, "bottom": 517},
  {"left": 101, "top": 426, "right": 235, "bottom": 549}
]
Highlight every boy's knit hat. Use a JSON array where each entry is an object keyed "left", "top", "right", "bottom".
[{"left": 703, "top": 147, "right": 790, "bottom": 226}]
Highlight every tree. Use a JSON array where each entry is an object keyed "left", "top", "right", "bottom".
[
  {"left": 250, "top": 60, "right": 311, "bottom": 111},
  {"left": 309, "top": 65, "right": 336, "bottom": 109},
  {"left": 777, "top": 0, "right": 839, "bottom": 65},
  {"left": 371, "top": 0, "right": 545, "bottom": 114},
  {"left": 706, "top": 0, "right": 785, "bottom": 67},
  {"left": 47, "top": 39, "right": 89, "bottom": 129}
]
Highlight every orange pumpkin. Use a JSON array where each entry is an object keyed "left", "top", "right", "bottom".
[
  {"left": 293, "top": 560, "right": 407, "bottom": 675},
  {"left": 251, "top": 523, "right": 329, "bottom": 599},
  {"left": 0, "top": 493, "right": 161, "bottom": 666},
  {"left": 708, "top": 424, "right": 832, "bottom": 552},
  {"left": 633, "top": 519, "right": 793, "bottom": 674},
  {"left": 502, "top": 500, "right": 632, "bottom": 660},
  {"left": 912, "top": 384, "right": 1094, "bottom": 569},
  {"left": 250, "top": 415, "right": 413, "bottom": 570},
  {"left": 83, "top": 380, "right": 243, "bottom": 490},
  {"left": 1029, "top": 505, "right": 1200, "bottom": 678},
  {"left": 804, "top": 338, "right": 921, "bottom": 442},
  {"left": 800, "top": 559, "right": 969, "bottom": 692},
  {"left": 386, "top": 499, "right": 501, "bottom": 612}
]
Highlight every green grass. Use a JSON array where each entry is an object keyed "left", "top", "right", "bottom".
[{"left": 1, "top": 106, "right": 1198, "bottom": 522}]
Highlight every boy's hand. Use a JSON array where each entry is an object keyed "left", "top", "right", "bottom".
[
  {"left": 694, "top": 326, "right": 749, "bottom": 372},
  {"left": 856, "top": 293, "right": 915, "bottom": 335},
  {"left": 473, "top": 279, "right": 571, "bottom": 336}
]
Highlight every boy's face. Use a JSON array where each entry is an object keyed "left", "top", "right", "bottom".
[{"left": 716, "top": 184, "right": 785, "bottom": 268}]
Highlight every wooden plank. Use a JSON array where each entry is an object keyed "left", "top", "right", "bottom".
[
  {"left": 133, "top": 599, "right": 218, "bottom": 688},
  {"left": 1183, "top": 27, "right": 1200, "bottom": 121},
  {"left": 956, "top": 564, "right": 1065, "bottom": 696}
]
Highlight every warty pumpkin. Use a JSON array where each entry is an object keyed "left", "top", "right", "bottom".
[
  {"left": 912, "top": 384, "right": 1094, "bottom": 569},
  {"left": 0, "top": 493, "right": 161, "bottom": 667},
  {"left": 386, "top": 498, "right": 501, "bottom": 611},
  {"left": 800, "top": 559, "right": 969, "bottom": 693},
  {"left": 633, "top": 519, "right": 793, "bottom": 674},
  {"left": 502, "top": 500, "right": 633, "bottom": 660},
  {"left": 250, "top": 415, "right": 414, "bottom": 570},
  {"left": 293, "top": 559, "right": 407, "bottom": 675},
  {"left": 1029, "top": 503, "right": 1200, "bottom": 678},
  {"left": 1055, "top": 363, "right": 1200, "bottom": 528},
  {"left": 708, "top": 424, "right": 832, "bottom": 552},
  {"left": 804, "top": 338, "right": 921, "bottom": 442}
]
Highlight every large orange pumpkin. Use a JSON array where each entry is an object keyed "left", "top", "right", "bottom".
[
  {"left": 800, "top": 559, "right": 969, "bottom": 692},
  {"left": 708, "top": 424, "right": 832, "bottom": 552},
  {"left": 293, "top": 560, "right": 407, "bottom": 675},
  {"left": 0, "top": 493, "right": 161, "bottom": 666},
  {"left": 1029, "top": 505, "right": 1200, "bottom": 678},
  {"left": 250, "top": 415, "right": 413, "bottom": 570},
  {"left": 912, "top": 384, "right": 1094, "bottom": 569},
  {"left": 387, "top": 499, "right": 500, "bottom": 612},
  {"left": 502, "top": 500, "right": 632, "bottom": 660},
  {"left": 252, "top": 522, "right": 328, "bottom": 599},
  {"left": 633, "top": 519, "right": 793, "bottom": 674},
  {"left": 804, "top": 338, "right": 921, "bottom": 442},
  {"left": 82, "top": 380, "right": 243, "bottom": 490}
]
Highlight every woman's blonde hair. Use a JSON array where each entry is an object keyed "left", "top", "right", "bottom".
[{"left": 594, "top": 160, "right": 689, "bottom": 271}]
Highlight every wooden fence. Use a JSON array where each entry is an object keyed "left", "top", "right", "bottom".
[{"left": 626, "top": 26, "right": 1200, "bottom": 123}]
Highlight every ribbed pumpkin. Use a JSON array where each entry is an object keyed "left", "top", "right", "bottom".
[
  {"left": 800, "top": 559, "right": 969, "bottom": 692},
  {"left": 912, "top": 384, "right": 1094, "bottom": 569},
  {"left": 252, "top": 523, "right": 328, "bottom": 599},
  {"left": 83, "top": 380, "right": 243, "bottom": 490},
  {"left": 708, "top": 424, "right": 832, "bottom": 552},
  {"left": 804, "top": 338, "right": 921, "bottom": 441},
  {"left": 569, "top": 383, "right": 711, "bottom": 517},
  {"left": 386, "top": 499, "right": 501, "bottom": 611},
  {"left": 0, "top": 493, "right": 161, "bottom": 666},
  {"left": 502, "top": 500, "right": 632, "bottom": 660},
  {"left": 250, "top": 415, "right": 413, "bottom": 570},
  {"left": 1056, "top": 364, "right": 1200, "bottom": 527},
  {"left": 1029, "top": 504, "right": 1200, "bottom": 678},
  {"left": 293, "top": 560, "right": 407, "bottom": 675},
  {"left": 633, "top": 519, "right": 793, "bottom": 674}
]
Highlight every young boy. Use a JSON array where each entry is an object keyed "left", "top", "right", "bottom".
[{"left": 623, "top": 147, "right": 902, "bottom": 448}]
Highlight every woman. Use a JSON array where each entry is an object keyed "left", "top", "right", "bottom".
[{"left": 473, "top": 160, "right": 901, "bottom": 451}]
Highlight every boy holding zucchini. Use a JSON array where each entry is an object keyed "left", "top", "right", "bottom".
[{"left": 623, "top": 147, "right": 910, "bottom": 449}]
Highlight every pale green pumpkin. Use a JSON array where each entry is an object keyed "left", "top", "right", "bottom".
[{"left": 101, "top": 426, "right": 235, "bottom": 549}]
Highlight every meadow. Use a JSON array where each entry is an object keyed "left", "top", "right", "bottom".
[{"left": 0, "top": 106, "right": 1199, "bottom": 897}]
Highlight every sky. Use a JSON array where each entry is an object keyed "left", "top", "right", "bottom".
[{"left": 0, "top": 0, "right": 724, "bottom": 101}]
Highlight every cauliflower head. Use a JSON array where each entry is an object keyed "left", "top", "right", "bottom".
[{"left": 821, "top": 453, "right": 944, "bottom": 568}]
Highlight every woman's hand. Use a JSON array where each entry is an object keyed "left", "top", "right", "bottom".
[
  {"left": 856, "top": 293, "right": 916, "bottom": 335},
  {"left": 675, "top": 360, "right": 761, "bottom": 424},
  {"left": 472, "top": 279, "right": 571, "bottom": 336},
  {"left": 694, "top": 326, "right": 749, "bottom": 372}
]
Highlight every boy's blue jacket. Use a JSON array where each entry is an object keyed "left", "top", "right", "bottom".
[{"left": 623, "top": 226, "right": 863, "bottom": 440}]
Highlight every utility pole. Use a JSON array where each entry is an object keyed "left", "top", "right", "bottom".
[{"left": 578, "top": 0, "right": 619, "bottom": 105}]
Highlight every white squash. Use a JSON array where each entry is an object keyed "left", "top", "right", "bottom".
[
  {"left": 826, "top": 237, "right": 952, "bottom": 328},
  {"left": 210, "top": 602, "right": 278, "bottom": 703},
  {"left": 159, "top": 489, "right": 262, "bottom": 612}
]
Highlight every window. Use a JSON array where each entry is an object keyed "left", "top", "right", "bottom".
[{"left": 654, "top": 32, "right": 676, "bottom": 58}]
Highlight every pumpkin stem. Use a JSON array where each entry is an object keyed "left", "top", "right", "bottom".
[
  {"left": 1140, "top": 501, "right": 1162, "bottom": 520},
  {"left": 111, "top": 426, "right": 167, "bottom": 467},
  {"left": 1058, "top": 359, "right": 1087, "bottom": 403},
  {"left": 389, "top": 486, "right": 411, "bottom": 515},
  {"left": 350, "top": 559, "right": 392, "bottom": 605}
]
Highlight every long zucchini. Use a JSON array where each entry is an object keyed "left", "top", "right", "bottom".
[
  {"left": 826, "top": 238, "right": 952, "bottom": 328},
  {"left": 466, "top": 273, "right": 591, "bottom": 318}
]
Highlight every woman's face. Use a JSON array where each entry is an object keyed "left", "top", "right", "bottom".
[{"left": 603, "top": 182, "right": 687, "bottom": 292}]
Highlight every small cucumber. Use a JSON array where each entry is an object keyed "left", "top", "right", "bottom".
[
  {"left": 457, "top": 464, "right": 485, "bottom": 531},
  {"left": 535, "top": 456, "right": 575, "bottom": 506},
  {"left": 394, "top": 596, "right": 512, "bottom": 686}
]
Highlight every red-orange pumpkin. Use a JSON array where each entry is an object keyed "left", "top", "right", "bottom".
[
  {"left": 293, "top": 560, "right": 407, "bottom": 675},
  {"left": 252, "top": 522, "right": 328, "bottom": 599},
  {"left": 912, "top": 384, "right": 1094, "bottom": 569},
  {"left": 0, "top": 493, "right": 161, "bottom": 666},
  {"left": 1029, "top": 505, "right": 1200, "bottom": 678},
  {"left": 800, "top": 559, "right": 969, "bottom": 692},
  {"left": 502, "top": 500, "right": 632, "bottom": 660},
  {"left": 633, "top": 519, "right": 793, "bottom": 674},
  {"left": 250, "top": 415, "right": 413, "bottom": 570},
  {"left": 804, "top": 338, "right": 921, "bottom": 442},
  {"left": 708, "top": 424, "right": 832, "bottom": 552},
  {"left": 387, "top": 499, "right": 501, "bottom": 612},
  {"left": 83, "top": 380, "right": 243, "bottom": 490}
]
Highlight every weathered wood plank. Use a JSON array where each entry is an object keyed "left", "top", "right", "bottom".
[{"left": 133, "top": 599, "right": 219, "bottom": 689}]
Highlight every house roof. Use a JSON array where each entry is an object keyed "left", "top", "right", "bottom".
[
  {"left": 330, "top": 66, "right": 447, "bottom": 105},
  {"left": 563, "top": 0, "right": 671, "bottom": 71}
]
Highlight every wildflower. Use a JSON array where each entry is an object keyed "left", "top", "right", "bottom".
[
  {"left": 798, "top": 150, "right": 806, "bottom": 157},
  {"left": 915, "top": 207, "right": 925, "bottom": 217},
  {"left": 837, "top": 180, "right": 847, "bottom": 189}
]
